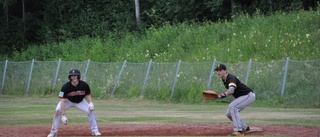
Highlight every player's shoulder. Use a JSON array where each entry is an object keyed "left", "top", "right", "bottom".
[
  {"left": 62, "top": 81, "right": 71, "bottom": 87},
  {"left": 226, "top": 73, "right": 238, "bottom": 82},
  {"left": 227, "top": 73, "right": 236, "bottom": 79},
  {"left": 79, "top": 80, "right": 89, "bottom": 85}
]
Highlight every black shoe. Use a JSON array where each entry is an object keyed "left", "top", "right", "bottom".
[{"left": 244, "top": 126, "right": 250, "bottom": 133}]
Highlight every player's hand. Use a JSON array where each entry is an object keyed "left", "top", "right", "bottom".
[
  {"left": 219, "top": 93, "right": 227, "bottom": 98},
  {"left": 89, "top": 102, "right": 94, "bottom": 111},
  {"left": 61, "top": 114, "right": 68, "bottom": 125}
]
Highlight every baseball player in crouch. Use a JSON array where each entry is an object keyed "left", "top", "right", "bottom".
[
  {"left": 47, "top": 68, "right": 101, "bottom": 137},
  {"left": 215, "top": 64, "right": 256, "bottom": 136}
]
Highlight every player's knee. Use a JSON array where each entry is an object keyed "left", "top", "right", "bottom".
[
  {"left": 53, "top": 110, "right": 60, "bottom": 118},
  {"left": 83, "top": 109, "right": 91, "bottom": 115},
  {"left": 226, "top": 112, "right": 231, "bottom": 118},
  {"left": 54, "top": 110, "right": 59, "bottom": 114},
  {"left": 228, "top": 104, "right": 234, "bottom": 110}
]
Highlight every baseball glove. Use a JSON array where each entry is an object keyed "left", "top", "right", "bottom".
[{"left": 202, "top": 90, "right": 219, "bottom": 100}]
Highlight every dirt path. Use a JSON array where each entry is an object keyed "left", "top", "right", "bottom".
[{"left": 1, "top": 123, "right": 319, "bottom": 137}]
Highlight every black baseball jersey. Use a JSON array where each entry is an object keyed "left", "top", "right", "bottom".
[
  {"left": 58, "top": 80, "right": 91, "bottom": 103},
  {"left": 223, "top": 74, "right": 252, "bottom": 98}
]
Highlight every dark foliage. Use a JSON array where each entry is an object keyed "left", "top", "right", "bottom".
[{"left": 0, "top": 0, "right": 318, "bottom": 57}]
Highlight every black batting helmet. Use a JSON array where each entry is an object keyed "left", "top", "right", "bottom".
[{"left": 68, "top": 68, "right": 81, "bottom": 80}]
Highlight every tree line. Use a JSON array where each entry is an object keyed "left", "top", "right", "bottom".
[{"left": 0, "top": 0, "right": 318, "bottom": 57}]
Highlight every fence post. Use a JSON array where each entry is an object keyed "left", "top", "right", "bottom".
[
  {"left": 245, "top": 59, "right": 252, "bottom": 85},
  {"left": 83, "top": 59, "right": 90, "bottom": 81},
  {"left": 1, "top": 60, "right": 8, "bottom": 94},
  {"left": 26, "top": 59, "right": 35, "bottom": 95},
  {"left": 170, "top": 60, "right": 181, "bottom": 100},
  {"left": 110, "top": 60, "right": 127, "bottom": 96},
  {"left": 140, "top": 60, "right": 152, "bottom": 97},
  {"left": 52, "top": 59, "right": 61, "bottom": 94},
  {"left": 281, "top": 57, "right": 290, "bottom": 98},
  {"left": 207, "top": 58, "right": 217, "bottom": 89}
]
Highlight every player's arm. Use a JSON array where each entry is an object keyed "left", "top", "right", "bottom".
[
  {"left": 60, "top": 98, "right": 67, "bottom": 115},
  {"left": 220, "top": 82, "right": 236, "bottom": 98},
  {"left": 86, "top": 94, "right": 93, "bottom": 103},
  {"left": 225, "top": 86, "right": 235, "bottom": 96},
  {"left": 59, "top": 98, "right": 68, "bottom": 125},
  {"left": 84, "top": 82, "right": 93, "bottom": 103},
  {"left": 219, "top": 86, "right": 235, "bottom": 98},
  {"left": 86, "top": 94, "right": 95, "bottom": 111},
  {"left": 58, "top": 85, "right": 68, "bottom": 115}
]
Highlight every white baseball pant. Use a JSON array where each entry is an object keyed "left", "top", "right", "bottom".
[{"left": 49, "top": 99, "right": 99, "bottom": 133}]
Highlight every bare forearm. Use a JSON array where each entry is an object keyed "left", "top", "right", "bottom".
[
  {"left": 224, "top": 86, "right": 235, "bottom": 96},
  {"left": 86, "top": 95, "right": 92, "bottom": 103},
  {"left": 219, "top": 87, "right": 235, "bottom": 98},
  {"left": 60, "top": 99, "right": 66, "bottom": 115}
]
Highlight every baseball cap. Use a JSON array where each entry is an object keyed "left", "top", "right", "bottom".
[{"left": 214, "top": 63, "right": 227, "bottom": 71}]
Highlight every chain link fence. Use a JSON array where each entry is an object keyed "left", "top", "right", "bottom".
[{"left": 0, "top": 58, "right": 319, "bottom": 105}]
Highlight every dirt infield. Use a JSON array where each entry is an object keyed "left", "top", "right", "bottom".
[{"left": 1, "top": 123, "right": 319, "bottom": 137}]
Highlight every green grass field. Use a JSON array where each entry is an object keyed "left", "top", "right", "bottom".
[{"left": 0, "top": 95, "right": 319, "bottom": 128}]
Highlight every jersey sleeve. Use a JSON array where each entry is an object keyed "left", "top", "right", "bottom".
[
  {"left": 58, "top": 84, "right": 68, "bottom": 98},
  {"left": 85, "top": 82, "right": 91, "bottom": 95},
  {"left": 227, "top": 76, "right": 237, "bottom": 89}
]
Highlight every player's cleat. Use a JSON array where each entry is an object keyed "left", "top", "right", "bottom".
[
  {"left": 244, "top": 126, "right": 250, "bottom": 133},
  {"left": 47, "top": 131, "right": 57, "bottom": 137},
  {"left": 228, "top": 131, "right": 244, "bottom": 136},
  {"left": 92, "top": 131, "right": 101, "bottom": 136}
]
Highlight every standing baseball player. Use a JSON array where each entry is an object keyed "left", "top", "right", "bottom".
[
  {"left": 47, "top": 68, "right": 101, "bottom": 137},
  {"left": 215, "top": 64, "right": 256, "bottom": 136}
]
